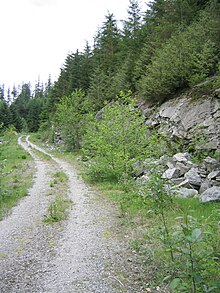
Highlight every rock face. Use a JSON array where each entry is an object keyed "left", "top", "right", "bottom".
[
  {"left": 141, "top": 92, "right": 220, "bottom": 151},
  {"left": 136, "top": 89, "right": 220, "bottom": 203}
]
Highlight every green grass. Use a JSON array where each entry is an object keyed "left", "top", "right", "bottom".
[
  {"left": 43, "top": 195, "right": 72, "bottom": 224},
  {"left": 0, "top": 131, "right": 33, "bottom": 220},
  {"left": 32, "top": 148, "right": 52, "bottom": 161},
  {"left": 54, "top": 170, "right": 68, "bottom": 182},
  {"left": 82, "top": 178, "right": 220, "bottom": 291},
  {"left": 49, "top": 171, "right": 68, "bottom": 187},
  {"left": 44, "top": 171, "right": 71, "bottom": 224}
]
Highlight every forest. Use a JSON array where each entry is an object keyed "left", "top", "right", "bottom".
[{"left": 0, "top": 0, "right": 220, "bottom": 137}]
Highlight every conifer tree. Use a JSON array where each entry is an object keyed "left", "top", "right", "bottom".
[
  {"left": 0, "top": 85, "right": 5, "bottom": 101},
  {"left": 0, "top": 99, "right": 11, "bottom": 128},
  {"left": 93, "top": 12, "right": 120, "bottom": 74}
]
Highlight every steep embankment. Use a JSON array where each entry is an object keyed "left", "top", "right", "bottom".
[{"left": 141, "top": 87, "right": 220, "bottom": 152}]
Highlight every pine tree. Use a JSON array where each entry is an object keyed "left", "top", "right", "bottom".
[
  {"left": 0, "top": 85, "right": 5, "bottom": 101},
  {"left": 86, "top": 66, "right": 112, "bottom": 110},
  {"left": 0, "top": 100, "right": 11, "bottom": 128},
  {"left": 11, "top": 85, "right": 18, "bottom": 103},
  {"left": 80, "top": 41, "right": 94, "bottom": 92},
  {"left": 11, "top": 83, "right": 31, "bottom": 128},
  {"left": 93, "top": 12, "right": 120, "bottom": 74},
  {"left": 122, "top": 0, "right": 142, "bottom": 53},
  {"left": 119, "top": 0, "right": 143, "bottom": 91}
]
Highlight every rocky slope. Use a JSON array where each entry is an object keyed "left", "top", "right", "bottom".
[
  {"left": 140, "top": 86, "right": 220, "bottom": 152},
  {"left": 136, "top": 86, "right": 220, "bottom": 202}
]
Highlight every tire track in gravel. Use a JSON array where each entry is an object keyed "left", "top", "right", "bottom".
[
  {"left": 0, "top": 136, "right": 146, "bottom": 293},
  {"left": 0, "top": 136, "right": 62, "bottom": 293}
]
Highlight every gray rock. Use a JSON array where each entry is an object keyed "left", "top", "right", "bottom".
[
  {"left": 203, "top": 157, "right": 220, "bottom": 172},
  {"left": 162, "top": 168, "right": 181, "bottom": 179},
  {"left": 158, "top": 155, "right": 170, "bottom": 166},
  {"left": 175, "top": 162, "right": 191, "bottom": 176},
  {"left": 200, "top": 186, "right": 220, "bottom": 202},
  {"left": 173, "top": 152, "right": 191, "bottom": 163},
  {"left": 176, "top": 188, "right": 198, "bottom": 198},
  {"left": 207, "top": 170, "right": 220, "bottom": 180},
  {"left": 169, "top": 178, "right": 186, "bottom": 185},
  {"left": 167, "top": 161, "right": 175, "bottom": 169},
  {"left": 178, "top": 179, "right": 196, "bottom": 189},
  {"left": 139, "top": 94, "right": 220, "bottom": 151},
  {"left": 133, "top": 161, "right": 146, "bottom": 177},
  {"left": 184, "top": 167, "right": 202, "bottom": 187},
  {"left": 199, "top": 181, "right": 212, "bottom": 193},
  {"left": 136, "top": 174, "right": 150, "bottom": 185}
]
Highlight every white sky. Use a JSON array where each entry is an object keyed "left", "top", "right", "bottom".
[{"left": 0, "top": 0, "right": 146, "bottom": 91}]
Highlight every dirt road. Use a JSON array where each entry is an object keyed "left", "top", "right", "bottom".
[{"left": 0, "top": 136, "right": 145, "bottom": 292}]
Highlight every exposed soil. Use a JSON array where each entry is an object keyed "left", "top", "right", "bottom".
[{"left": 0, "top": 136, "right": 147, "bottom": 293}]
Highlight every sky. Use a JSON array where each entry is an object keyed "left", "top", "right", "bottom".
[{"left": 0, "top": 0, "right": 146, "bottom": 91}]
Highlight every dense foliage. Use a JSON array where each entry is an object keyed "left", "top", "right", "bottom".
[{"left": 82, "top": 92, "right": 147, "bottom": 181}]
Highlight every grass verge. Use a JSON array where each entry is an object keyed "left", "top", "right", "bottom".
[
  {"left": 0, "top": 131, "right": 34, "bottom": 220},
  {"left": 82, "top": 178, "right": 220, "bottom": 292}
]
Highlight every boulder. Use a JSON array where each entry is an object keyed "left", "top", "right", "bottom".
[
  {"left": 176, "top": 188, "right": 198, "bottom": 198},
  {"left": 136, "top": 174, "right": 150, "bottom": 185},
  {"left": 175, "top": 162, "right": 191, "bottom": 176},
  {"left": 184, "top": 168, "right": 202, "bottom": 187},
  {"left": 178, "top": 179, "right": 196, "bottom": 189},
  {"left": 203, "top": 157, "right": 220, "bottom": 172},
  {"left": 200, "top": 186, "right": 220, "bottom": 202},
  {"left": 162, "top": 168, "right": 180, "bottom": 180},
  {"left": 199, "top": 181, "right": 212, "bottom": 194},
  {"left": 173, "top": 152, "right": 191, "bottom": 163},
  {"left": 207, "top": 170, "right": 220, "bottom": 180},
  {"left": 133, "top": 160, "right": 146, "bottom": 177}
]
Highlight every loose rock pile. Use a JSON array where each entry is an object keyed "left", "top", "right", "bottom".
[{"left": 135, "top": 152, "right": 220, "bottom": 203}]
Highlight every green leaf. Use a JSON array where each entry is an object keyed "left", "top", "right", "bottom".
[
  {"left": 169, "top": 278, "right": 180, "bottom": 290},
  {"left": 192, "top": 228, "right": 202, "bottom": 241},
  {"left": 181, "top": 248, "right": 190, "bottom": 255},
  {"left": 206, "top": 286, "right": 218, "bottom": 292},
  {"left": 172, "top": 230, "right": 181, "bottom": 237},
  {"left": 163, "top": 275, "right": 171, "bottom": 282}
]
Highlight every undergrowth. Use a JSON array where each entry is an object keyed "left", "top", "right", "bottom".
[{"left": 87, "top": 178, "right": 220, "bottom": 292}]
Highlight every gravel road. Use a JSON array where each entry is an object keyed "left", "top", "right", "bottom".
[{"left": 0, "top": 136, "right": 146, "bottom": 293}]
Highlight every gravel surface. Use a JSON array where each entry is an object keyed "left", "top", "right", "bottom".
[{"left": 0, "top": 136, "right": 146, "bottom": 293}]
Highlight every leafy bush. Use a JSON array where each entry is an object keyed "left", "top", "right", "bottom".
[
  {"left": 82, "top": 92, "right": 147, "bottom": 181},
  {"left": 54, "top": 89, "right": 90, "bottom": 150}
]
